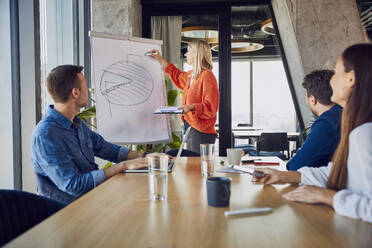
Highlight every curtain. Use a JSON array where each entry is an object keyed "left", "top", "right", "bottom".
[{"left": 151, "top": 16, "right": 183, "bottom": 132}]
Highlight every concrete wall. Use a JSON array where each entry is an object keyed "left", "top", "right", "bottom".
[
  {"left": 92, "top": 0, "right": 142, "bottom": 37},
  {"left": 0, "top": 0, "right": 14, "bottom": 189},
  {"left": 272, "top": 0, "right": 365, "bottom": 127}
]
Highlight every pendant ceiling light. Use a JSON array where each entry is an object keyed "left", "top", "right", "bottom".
[
  {"left": 261, "top": 18, "right": 275, "bottom": 35},
  {"left": 181, "top": 26, "right": 264, "bottom": 53},
  {"left": 211, "top": 40, "right": 264, "bottom": 53},
  {"left": 181, "top": 26, "right": 218, "bottom": 43}
]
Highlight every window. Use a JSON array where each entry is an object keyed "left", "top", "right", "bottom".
[
  {"left": 143, "top": 1, "right": 300, "bottom": 155},
  {"left": 0, "top": 0, "right": 14, "bottom": 188},
  {"left": 185, "top": 60, "right": 253, "bottom": 128},
  {"left": 252, "top": 60, "right": 296, "bottom": 131},
  {"left": 39, "top": 0, "right": 87, "bottom": 115},
  {"left": 357, "top": 1, "right": 372, "bottom": 41}
]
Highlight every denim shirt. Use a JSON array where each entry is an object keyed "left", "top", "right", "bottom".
[
  {"left": 287, "top": 104, "right": 342, "bottom": 171},
  {"left": 31, "top": 105, "right": 129, "bottom": 204}
]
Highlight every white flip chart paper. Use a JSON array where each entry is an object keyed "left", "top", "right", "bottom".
[{"left": 90, "top": 32, "right": 171, "bottom": 144}]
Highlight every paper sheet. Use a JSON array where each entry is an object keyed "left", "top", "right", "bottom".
[{"left": 90, "top": 32, "right": 172, "bottom": 144}]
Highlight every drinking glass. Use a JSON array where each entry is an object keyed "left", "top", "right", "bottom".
[
  {"left": 147, "top": 154, "right": 168, "bottom": 200},
  {"left": 200, "top": 144, "right": 214, "bottom": 177}
]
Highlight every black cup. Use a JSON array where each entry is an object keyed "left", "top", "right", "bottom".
[{"left": 206, "top": 177, "right": 231, "bottom": 207}]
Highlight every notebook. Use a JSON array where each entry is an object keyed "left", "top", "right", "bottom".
[{"left": 124, "top": 126, "right": 191, "bottom": 173}]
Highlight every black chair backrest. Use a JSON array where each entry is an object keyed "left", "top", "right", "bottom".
[
  {"left": 0, "top": 190, "right": 65, "bottom": 246},
  {"left": 257, "top": 132, "right": 288, "bottom": 153},
  {"left": 237, "top": 123, "right": 251, "bottom": 127}
]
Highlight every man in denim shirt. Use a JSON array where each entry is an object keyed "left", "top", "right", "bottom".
[
  {"left": 31, "top": 65, "right": 148, "bottom": 204},
  {"left": 287, "top": 70, "right": 342, "bottom": 171}
]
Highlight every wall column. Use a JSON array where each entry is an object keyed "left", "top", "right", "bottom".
[
  {"left": 92, "top": 0, "right": 141, "bottom": 36},
  {"left": 272, "top": 0, "right": 365, "bottom": 127}
]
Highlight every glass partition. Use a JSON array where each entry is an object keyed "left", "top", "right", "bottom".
[{"left": 39, "top": 0, "right": 86, "bottom": 116}]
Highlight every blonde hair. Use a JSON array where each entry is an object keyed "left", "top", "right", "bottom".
[{"left": 188, "top": 40, "right": 213, "bottom": 78}]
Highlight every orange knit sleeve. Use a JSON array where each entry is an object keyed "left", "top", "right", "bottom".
[
  {"left": 191, "top": 71, "right": 219, "bottom": 119},
  {"left": 164, "top": 63, "right": 190, "bottom": 90}
]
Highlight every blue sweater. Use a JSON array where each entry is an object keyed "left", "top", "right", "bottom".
[{"left": 287, "top": 104, "right": 342, "bottom": 171}]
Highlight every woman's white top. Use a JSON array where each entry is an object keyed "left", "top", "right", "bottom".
[{"left": 299, "top": 122, "right": 372, "bottom": 222}]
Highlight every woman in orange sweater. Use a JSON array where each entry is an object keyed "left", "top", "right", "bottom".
[{"left": 150, "top": 40, "right": 219, "bottom": 153}]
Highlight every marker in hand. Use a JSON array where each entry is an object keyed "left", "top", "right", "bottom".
[
  {"left": 145, "top": 50, "right": 158, "bottom": 56},
  {"left": 146, "top": 50, "right": 167, "bottom": 67}
]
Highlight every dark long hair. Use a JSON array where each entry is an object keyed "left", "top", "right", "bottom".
[{"left": 327, "top": 43, "right": 372, "bottom": 190}]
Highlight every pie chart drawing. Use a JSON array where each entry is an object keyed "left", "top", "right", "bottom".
[{"left": 100, "top": 60, "right": 154, "bottom": 108}]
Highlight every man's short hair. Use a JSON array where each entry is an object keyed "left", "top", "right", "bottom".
[
  {"left": 302, "top": 70, "right": 334, "bottom": 105},
  {"left": 47, "top": 65, "right": 84, "bottom": 103}
]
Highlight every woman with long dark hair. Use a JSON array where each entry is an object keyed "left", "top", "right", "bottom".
[{"left": 255, "top": 43, "right": 372, "bottom": 222}]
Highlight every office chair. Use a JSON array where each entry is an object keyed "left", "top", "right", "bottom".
[
  {"left": 234, "top": 123, "right": 254, "bottom": 153},
  {"left": 234, "top": 144, "right": 257, "bottom": 155},
  {"left": 0, "top": 190, "right": 66, "bottom": 246},
  {"left": 290, "top": 127, "right": 310, "bottom": 157},
  {"left": 237, "top": 123, "right": 251, "bottom": 127},
  {"left": 253, "top": 132, "right": 289, "bottom": 160}
]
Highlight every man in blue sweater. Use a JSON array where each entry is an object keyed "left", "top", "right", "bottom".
[
  {"left": 31, "top": 65, "right": 150, "bottom": 204},
  {"left": 287, "top": 70, "right": 342, "bottom": 171}
]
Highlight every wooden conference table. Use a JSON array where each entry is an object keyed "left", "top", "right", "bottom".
[{"left": 7, "top": 157, "right": 372, "bottom": 247}]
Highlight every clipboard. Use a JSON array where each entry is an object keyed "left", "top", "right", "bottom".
[{"left": 154, "top": 106, "right": 183, "bottom": 114}]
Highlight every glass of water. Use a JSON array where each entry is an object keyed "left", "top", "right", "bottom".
[
  {"left": 200, "top": 144, "right": 214, "bottom": 177},
  {"left": 147, "top": 154, "right": 168, "bottom": 201}
]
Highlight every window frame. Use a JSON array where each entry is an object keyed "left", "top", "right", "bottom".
[{"left": 141, "top": 0, "right": 302, "bottom": 155}]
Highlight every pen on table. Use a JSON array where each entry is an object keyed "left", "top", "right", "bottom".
[
  {"left": 242, "top": 158, "right": 261, "bottom": 163},
  {"left": 224, "top": 207, "right": 272, "bottom": 217}
]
